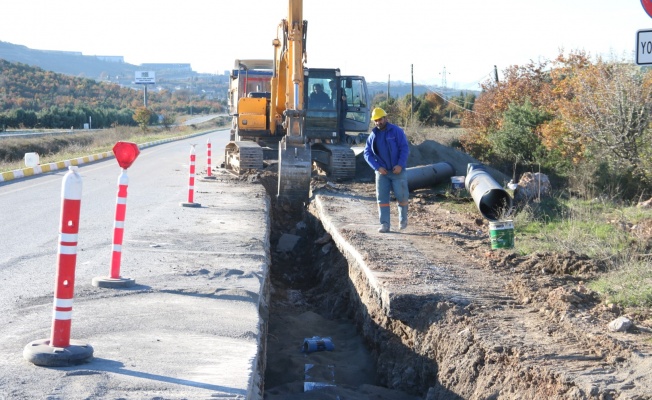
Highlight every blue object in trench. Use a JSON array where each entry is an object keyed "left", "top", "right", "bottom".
[{"left": 302, "top": 336, "right": 335, "bottom": 353}]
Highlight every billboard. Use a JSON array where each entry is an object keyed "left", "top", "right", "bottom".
[{"left": 134, "top": 71, "right": 156, "bottom": 84}]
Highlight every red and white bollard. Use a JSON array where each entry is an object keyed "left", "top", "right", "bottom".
[
  {"left": 24, "top": 166, "right": 94, "bottom": 366},
  {"left": 92, "top": 169, "right": 135, "bottom": 288},
  {"left": 93, "top": 141, "right": 139, "bottom": 289},
  {"left": 204, "top": 137, "right": 216, "bottom": 180},
  {"left": 180, "top": 144, "right": 201, "bottom": 207}
]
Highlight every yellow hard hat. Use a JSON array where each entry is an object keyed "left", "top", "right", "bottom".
[{"left": 371, "top": 107, "right": 387, "bottom": 120}]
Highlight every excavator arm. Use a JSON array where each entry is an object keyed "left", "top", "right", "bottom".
[{"left": 274, "top": 0, "right": 312, "bottom": 204}]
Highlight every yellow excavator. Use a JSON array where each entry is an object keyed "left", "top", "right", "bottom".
[{"left": 225, "top": 0, "right": 370, "bottom": 205}]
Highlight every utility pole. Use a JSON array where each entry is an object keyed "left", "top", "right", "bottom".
[
  {"left": 410, "top": 64, "right": 414, "bottom": 126},
  {"left": 387, "top": 74, "right": 390, "bottom": 100},
  {"left": 494, "top": 65, "right": 499, "bottom": 83}
]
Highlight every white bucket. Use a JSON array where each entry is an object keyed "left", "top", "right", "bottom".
[
  {"left": 489, "top": 220, "right": 514, "bottom": 250},
  {"left": 24, "top": 152, "right": 40, "bottom": 167},
  {"left": 451, "top": 176, "right": 465, "bottom": 190}
]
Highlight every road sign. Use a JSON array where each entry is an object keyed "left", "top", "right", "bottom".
[
  {"left": 643, "top": 0, "right": 652, "bottom": 19},
  {"left": 112, "top": 141, "right": 140, "bottom": 169},
  {"left": 134, "top": 71, "right": 156, "bottom": 84},
  {"left": 636, "top": 30, "right": 652, "bottom": 65}
]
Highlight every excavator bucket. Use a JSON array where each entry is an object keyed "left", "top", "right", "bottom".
[{"left": 277, "top": 137, "right": 312, "bottom": 205}]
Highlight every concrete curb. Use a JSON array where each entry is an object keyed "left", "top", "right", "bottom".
[{"left": 0, "top": 130, "right": 212, "bottom": 183}]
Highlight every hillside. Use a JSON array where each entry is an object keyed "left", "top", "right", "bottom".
[
  {"left": 0, "top": 41, "right": 139, "bottom": 84},
  {"left": 1, "top": 41, "right": 475, "bottom": 105},
  {"left": 0, "top": 41, "right": 230, "bottom": 101}
]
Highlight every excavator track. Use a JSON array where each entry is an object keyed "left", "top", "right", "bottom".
[
  {"left": 311, "top": 143, "right": 356, "bottom": 181},
  {"left": 224, "top": 141, "right": 264, "bottom": 175}
]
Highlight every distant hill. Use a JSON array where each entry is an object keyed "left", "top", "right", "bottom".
[
  {"left": 0, "top": 41, "right": 475, "bottom": 105},
  {"left": 0, "top": 41, "right": 230, "bottom": 98},
  {"left": 0, "top": 41, "right": 140, "bottom": 85}
]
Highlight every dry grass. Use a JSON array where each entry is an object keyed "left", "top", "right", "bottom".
[
  {"left": 1, "top": 119, "right": 227, "bottom": 173},
  {"left": 404, "top": 125, "right": 465, "bottom": 148}
]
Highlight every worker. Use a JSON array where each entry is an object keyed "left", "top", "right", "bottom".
[
  {"left": 363, "top": 107, "right": 410, "bottom": 233},
  {"left": 309, "top": 83, "right": 330, "bottom": 108}
]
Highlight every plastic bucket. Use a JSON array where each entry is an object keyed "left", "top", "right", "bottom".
[
  {"left": 489, "top": 220, "right": 514, "bottom": 250},
  {"left": 24, "top": 152, "right": 40, "bottom": 167},
  {"left": 451, "top": 176, "right": 465, "bottom": 190}
]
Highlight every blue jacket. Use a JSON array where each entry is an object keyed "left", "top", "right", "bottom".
[{"left": 363, "top": 122, "right": 409, "bottom": 171}]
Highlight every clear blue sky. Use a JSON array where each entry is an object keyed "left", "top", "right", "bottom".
[{"left": 2, "top": 1, "right": 651, "bottom": 90}]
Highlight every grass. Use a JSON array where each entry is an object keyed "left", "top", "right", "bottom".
[
  {"left": 510, "top": 195, "right": 652, "bottom": 307},
  {"left": 0, "top": 117, "right": 230, "bottom": 173},
  {"left": 409, "top": 126, "right": 652, "bottom": 310},
  {"left": 440, "top": 187, "right": 652, "bottom": 309}
]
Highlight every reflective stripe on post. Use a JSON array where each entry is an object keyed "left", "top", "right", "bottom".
[{"left": 51, "top": 166, "right": 82, "bottom": 348}]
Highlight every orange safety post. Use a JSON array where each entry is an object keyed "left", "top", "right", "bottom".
[
  {"left": 23, "top": 166, "right": 93, "bottom": 366},
  {"left": 206, "top": 138, "right": 214, "bottom": 177},
  {"left": 180, "top": 144, "right": 201, "bottom": 207},
  {"left": 92, "top": 141, "right": 139, "bottom": 288}
]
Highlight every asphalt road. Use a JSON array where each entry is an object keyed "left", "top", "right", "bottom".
[{"left": 0, "top": 129, "right": 271, "bottom": 399}]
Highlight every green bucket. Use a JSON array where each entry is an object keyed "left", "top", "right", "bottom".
[{"left": 489, "top": 220, "right": 514, "bottom": 250}]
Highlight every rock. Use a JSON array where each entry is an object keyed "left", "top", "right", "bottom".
[
  {"left": 277, "top": 233, "right": 301, "bottom": 252},
  {"left": 608, "top": 316, "right": 633, "bottom": 332},
  {"left": 514, "top": 172, "right": 552, "bottom": 204},
  {"left": 637, "top": 197, "right": 652, "bottom": 208},
  {"left": 314, "top": 233, "right": 332, "bottom": 244}
]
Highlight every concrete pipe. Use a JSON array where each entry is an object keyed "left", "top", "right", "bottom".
[
  {"left": 465, "top": 163, "right": 513, "bottom": 221},
  {"left": 406, "top": 162, "right": 455, "bottom": 192}
]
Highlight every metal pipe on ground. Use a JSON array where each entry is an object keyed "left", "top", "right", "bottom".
[
  {"left": 406, "top": 162, "right": 455, "bottom": 192},
  {"left": 465, "top": 163, "right": 513, "bottom": 221}
]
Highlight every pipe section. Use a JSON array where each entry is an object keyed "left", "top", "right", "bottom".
[
  {"left": 406, "top": 162, "right": 455, "bottom": 192},
  {"left": 465, "top": 163, "right": 513, "bottom": 221}
]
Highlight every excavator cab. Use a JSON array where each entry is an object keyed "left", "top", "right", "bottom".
[
  {"left": 303, "top": 69, "right": 370, "bottom": 142},
  {"left": 302, "top": 69, "right": 370, "bottom": 181}
]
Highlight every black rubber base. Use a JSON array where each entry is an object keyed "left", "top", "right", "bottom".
[
  {"left": 92, "top": 276, "right": 135, "bottom": 288},
  {"left": 23, "top": 339, "right": 93, "bottom": 367}
]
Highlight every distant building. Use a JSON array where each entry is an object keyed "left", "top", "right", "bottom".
[
  {"left": 140, "top": 63, "right": 192, "bottom": 72},
  {"left": 95, "top": 56, "right": 125, "bottom": 63},
  {"left": 38, "top": 49, "right": 83, "bottom": 56}
]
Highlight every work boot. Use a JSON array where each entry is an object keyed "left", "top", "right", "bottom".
[{"left": 378, "top": 223, "right": 389, "bottom": 233}]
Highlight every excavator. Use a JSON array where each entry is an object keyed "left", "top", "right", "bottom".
[{"left": 225, "top": 0, "right": 370, "bottom": 205}]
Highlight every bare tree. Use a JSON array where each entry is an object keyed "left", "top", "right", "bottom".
[{"left": 565, "top": 61, "right": 652, "bottom": 185}]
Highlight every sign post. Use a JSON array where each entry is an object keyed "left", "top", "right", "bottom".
[{"left": 134, "top": 71, "right": 156, "bottom": 108}]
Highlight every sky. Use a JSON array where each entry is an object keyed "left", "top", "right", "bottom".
[{"left": 2, "top": 0, "right": 652, "bottom": 91}]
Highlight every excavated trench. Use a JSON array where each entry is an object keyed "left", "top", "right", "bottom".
[{"left": 260, "top": 187, "right": 423, "bottom": 399}]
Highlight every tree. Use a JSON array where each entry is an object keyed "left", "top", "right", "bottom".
[
  {"left": 133, "top": 107, "right": 153, "bottom": 132},
  {"left": 460, "top": 60, "right": 553, "bottom": 162},
  {"left": 489, "top": 99, "right": 549, "bottom": 179},
  {"left": 558, "top": 60, "right": 652, "bottom": 189},
  {"left": 162, "top": 113, "right": 176, "bottom": 130}
]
